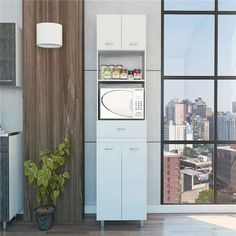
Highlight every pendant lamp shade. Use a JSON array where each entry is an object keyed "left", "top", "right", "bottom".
[{"left": 36, "top": 22, "right": 63, "bottom": 48}]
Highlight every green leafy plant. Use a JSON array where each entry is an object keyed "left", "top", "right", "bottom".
[{"left": 24, "top": 138, "right": 71, "bottom": 207}]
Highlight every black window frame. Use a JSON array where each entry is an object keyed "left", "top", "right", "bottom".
[{"left": 161, "top": 0, "right": 236, "bottom": 205}]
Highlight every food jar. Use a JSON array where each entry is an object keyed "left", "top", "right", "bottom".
[
  {"left": 133, "top": 69, "right": 142, "bottom": 80},
  {"left": 112, "top": 68, "right": 121, "bottom": 79},
  {"left": 103, "top": 67, "right": 112, "bottom": 80},
  {"left": 116, "top": 65, "right": 123, "bottom": 70},
  {"left": 108, "top": 64, "right": 115, "bottom": 70},
  {"left": 100, "top": 64, "right": 107, "bottom": 80},
  {"left": 120, "top": 69, "right": 128, "bottom": 80},
  {"left": 128, "top": 70, "right": 134, "bottom": 80}
]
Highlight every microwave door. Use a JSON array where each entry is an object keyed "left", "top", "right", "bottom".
[{"left": 100, "top": 89, "right": 133, "bottom": 119}]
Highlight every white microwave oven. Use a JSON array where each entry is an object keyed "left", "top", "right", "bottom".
[{"left": 100, "top": 87, "right": 144, "bottom": 119}]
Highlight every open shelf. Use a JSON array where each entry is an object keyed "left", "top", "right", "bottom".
[
  {"left": 98, "top": 79, "right": 145, "bottom": 82},
  {"left": 98, "top": 50, "right": 145, "bottom": 81}
]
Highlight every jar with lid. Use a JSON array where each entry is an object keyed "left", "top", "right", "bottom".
[
  {"left": 133, "top": 69, "right": 142, "bottom": 80},
  {"left": 116, "top": 65, "right": 123, "bottom": 70},
  {"left": 103, "top": 67, "right": 112, "bottom": 80},
  {"left": 100, "top": 64, "right": 107, "bottom": 80},
  {"left": 120, "top": 69, "right": 128, "bottom": 80},
  {"left": 128, "top": 70, "right": 134, "bottom": 80},
  {"left": 108, "top": 65, "right": 115, "bottom": 70},
  {"left": 112, "top": 68, "right": 121, "bottom": 79}
]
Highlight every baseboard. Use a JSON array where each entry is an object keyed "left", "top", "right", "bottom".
[{"left": 85, "top": 204, "right": 236, "bottom": 214}]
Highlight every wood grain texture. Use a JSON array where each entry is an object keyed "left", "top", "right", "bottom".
[{"left": 23, "top": 0, "right": 84, "bottom": 222}]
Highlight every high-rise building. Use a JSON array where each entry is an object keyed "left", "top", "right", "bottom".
[
  {"left": 232, "top": 102, "right": 236, "bottom": 113},
  {"left": 204, "top": 120, "right": 210, "bottom": 140},
  {"left": 165, "top": 100, "right": 176, "bottom": 125},
  {"left": 218, "top": 112, "right": 236, "bottom": 140},
  {"left": 206, "top": 107, "right": 213, "bottom": 118},
  {"left": 218, "top": 113, "right": 229, "bottom": 140},
  {"left": 192, "top": 115, "right": 204, "bottom": 140},
  {"left": 169, "top": 121, "right": 186, "bottom": 153},
  {"left": 175, "top": 103, "right": 185, "bottom": 125},
  {"left": 229, "top": 114, "right": 236, "bottom": 140},
  {"left": 217, "top": 145, "right": 236, "bottom": 195},
  {"left": 192, "top": 97, "right": 207, "bottom": 118},
  {"left": 164, "top": 151, "right": 180, "bottom": 203},
  {"left": 165, "top": 98, "right": 186, "bottom": 126},
  {"left": 208, "top": 115, "right": 214, "bottom": 140},
  {"left": 186, "top": 124, "right": 193, "bottom": 141}
]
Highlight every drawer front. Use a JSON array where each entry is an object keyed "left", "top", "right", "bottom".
[{"left": 97, "top": 121, "right": 147, "bottom": 138}]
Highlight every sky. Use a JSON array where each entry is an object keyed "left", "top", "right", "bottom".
[
  {"left": 164, "top": 1, "right": 236, "bottom": 113},
  {"left": 164, "top": 0, "right": 236, "bottom": 11}
]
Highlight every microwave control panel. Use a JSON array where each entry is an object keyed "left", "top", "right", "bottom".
[{"left": 133, "top": 88, "right": 144, "bottom": 119}]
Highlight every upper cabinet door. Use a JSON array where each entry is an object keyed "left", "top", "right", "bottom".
[
  {"left": 0, "top": 23, "right": 15, "bottom": 85},
  {"left": 122, "top": 15, "right": 146, "bottom": 51},
  {"left": 97, "top": 15, "right": 122, "bottom": 50}
]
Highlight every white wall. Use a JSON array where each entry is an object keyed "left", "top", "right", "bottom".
[
  {"left": 0, "top": 0, "right": 23, "bottom": 132},
  {"left": 84, "top": 0, "right": 162, "bottom": 213},
  {"left": 84, "top": 0, "right": 236, "bottom": 214}
]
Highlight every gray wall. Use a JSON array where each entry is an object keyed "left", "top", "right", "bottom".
[
  {"left": 0, "top": 0, "right": 23, "bottom": 132},
  {"left": 84, "top": 0, "right": 162, "bottom": 212}
]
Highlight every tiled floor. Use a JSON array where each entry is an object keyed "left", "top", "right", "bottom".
[{"left": 2, "top": 214, "right": 236, "bottom": 236}]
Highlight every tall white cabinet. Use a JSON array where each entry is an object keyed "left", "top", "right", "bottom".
[{"left": 96, "top": 15, "right": 147, "bottom": 226}]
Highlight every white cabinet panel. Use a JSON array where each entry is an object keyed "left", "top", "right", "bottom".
[
  {"left": 96, "top": 143, "right": 121, "bottom": 220},
  {"left": 122, "top": 15, "right": 146, "bottom": 51},
  {"left": 97, "top": 121, "right": 147, "bottom": 139},
  {"left": 122, "top": 142, "right": 147, "bottom": 220},
  {"left": 97, "top": 15, "right": 121, "bottom": 50}
]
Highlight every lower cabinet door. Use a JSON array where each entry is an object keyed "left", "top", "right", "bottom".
[
  {"left": 122, "top": 142, "right": 147, "bottom": 220},
  {"left": 96, "top": 143, "right": 122, "bottom": 220}
]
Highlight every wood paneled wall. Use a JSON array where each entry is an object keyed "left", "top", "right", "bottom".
[{"left": 23, "top": 0, "right": 84, "bottom": 222}]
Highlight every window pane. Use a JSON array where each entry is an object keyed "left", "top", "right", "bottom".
[
  {"left": 164, "top": 0, "right": 214, "bottom": 11},
  {"left": 163, "top": 144, "right": 214, "bottom": 204},
  {"left": 164, "top": 80, "right": 214, "bottom": 141},
  {"left": 219, "top": 0, "right": 236, "bottom": 11},
  {"left": 218, "top": 81, "right": 236, "bottom": 141},
  {"left": 218, "top": 16, "right": 236, "bottom": 76},
  {"left": 164, "top": 15, "right": 214, "bottom": 76},
  {"left": 217, "top": 144, "right": 236, "bottom": 203}
]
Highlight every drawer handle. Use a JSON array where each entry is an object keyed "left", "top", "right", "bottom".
[
  {"left": 105, "top": 42, "right": 114, "bottom": 46},
  {"left": 117, "top": 128, "right": 126, "bottom": 131},
  {"left": 130, "top": 147, "right": 139, "bottom": 151},
  {"left": 129, "top": 42, "right": 138, "bottom": 46},
  {"left": 104, "top": 148, "right": 114, "bottom": 151}
]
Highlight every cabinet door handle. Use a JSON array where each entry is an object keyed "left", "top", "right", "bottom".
[
  {"left": 104, "top": 147, "right": 114, "bottom": 151},
  {"left": 117, "top": 128, "right": 126, "bottom": 131},
  {"left": 129, "top": 42, "right": 138, "bottom": 46},
  {"left": 130, "top": 147, "right": 139, "bottom": 151},
  {"left": 105, "top": 42, "right": 114, "bottom": 46}
]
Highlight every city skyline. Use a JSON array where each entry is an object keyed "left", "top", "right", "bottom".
[{"left": 165, "top": 80, "right": 236, "bottom": 113}]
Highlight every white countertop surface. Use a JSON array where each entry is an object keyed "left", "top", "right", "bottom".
[{"left": 0, "top": 131, "right": 21, "bottom": 137}]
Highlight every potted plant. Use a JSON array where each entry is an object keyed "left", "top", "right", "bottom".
[{"left": 24, "top": 138, "right": 71, "bottom": 231}]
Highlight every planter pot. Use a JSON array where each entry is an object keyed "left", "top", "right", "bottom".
[{"left": 35, "top": 206, "right": 55, "bottom": 231}]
